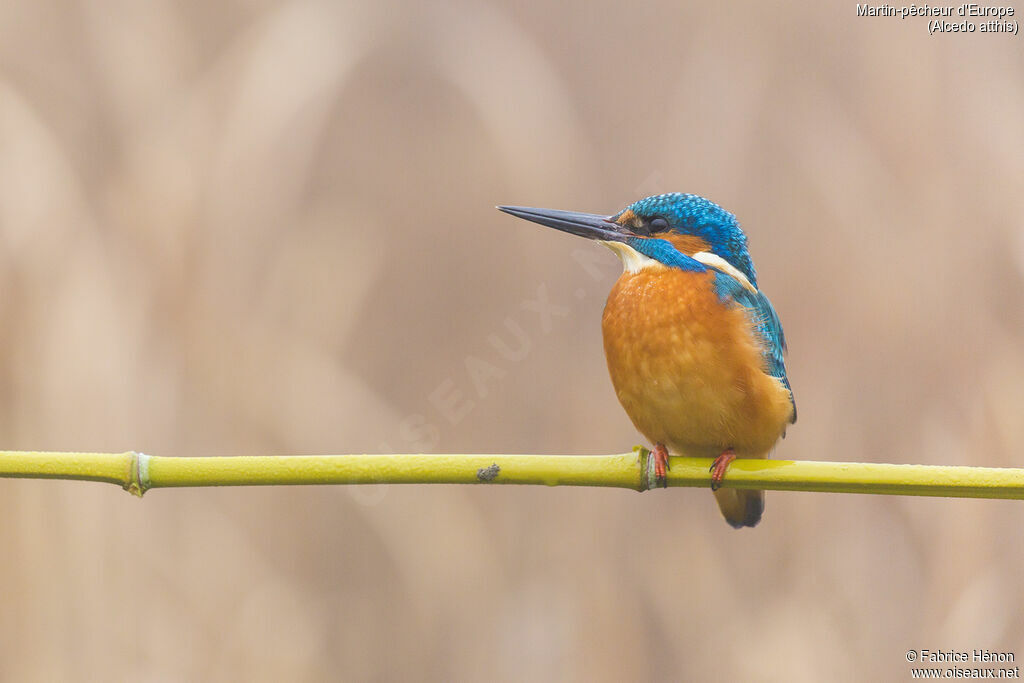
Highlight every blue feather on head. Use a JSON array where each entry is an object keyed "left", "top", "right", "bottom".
[{"left": 618, "top": 193, "right": 758, "bottom": 288}]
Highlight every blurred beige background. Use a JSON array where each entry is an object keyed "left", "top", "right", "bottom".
[{"left": 0, "top": 1, "right": 1022, "bottom": 680}]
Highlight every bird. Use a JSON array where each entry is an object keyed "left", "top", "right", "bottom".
[{"left": 498, "top": 193, "right": 795, "bottom": 528}]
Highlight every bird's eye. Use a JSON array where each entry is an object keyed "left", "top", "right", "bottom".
[{"left": 650, "top": 217, "right": 669, "bottom": 233}]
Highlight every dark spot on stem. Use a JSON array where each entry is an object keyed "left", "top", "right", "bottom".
[{"left": 476, "top": 463, "right": 500, "bottom": 482}]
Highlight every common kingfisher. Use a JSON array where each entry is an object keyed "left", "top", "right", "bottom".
[{"left": 498, "top": 193, "right": 796, "bottom": 528}]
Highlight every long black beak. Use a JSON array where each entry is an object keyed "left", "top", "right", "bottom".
[{"left": 497, "top": 205, "right": 630, "bottom": 242}]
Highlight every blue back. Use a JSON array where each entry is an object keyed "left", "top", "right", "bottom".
[{"left": 713, "top": 271, "right": 795, "bottom": 419}]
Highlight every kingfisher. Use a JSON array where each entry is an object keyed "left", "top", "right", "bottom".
[{"left": 498, "top": 193, "right": 795, "bottom": 528}]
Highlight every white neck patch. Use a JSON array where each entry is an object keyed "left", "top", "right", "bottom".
[
  {"left": 599, "top": 241, "right": 758, "bottom": 292},
  {"left": 691, "top": 251, "right": 758, "bottom": 293},
  {"left": 600, "top": 241, "right": 660, "bottom": 273}
]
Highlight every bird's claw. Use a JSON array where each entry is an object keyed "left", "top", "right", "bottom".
[
  {"left": 709, "top": 449, "right": 736, "bottom": 491},
  {"left": 653, "top": 443, "right": 670, "bottom": 488}
]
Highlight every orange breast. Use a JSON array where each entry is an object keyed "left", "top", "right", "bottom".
[{"left": 601, "top": 265, "right": 793, "bottom": 458}]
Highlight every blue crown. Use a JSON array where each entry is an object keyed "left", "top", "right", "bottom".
[{"left": 623, "top": 193, "right": 757, "bottom": 288}]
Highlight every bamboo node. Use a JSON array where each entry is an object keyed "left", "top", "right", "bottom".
[{"left": 122, "top": 451, "right": 151, "bottom": 497}]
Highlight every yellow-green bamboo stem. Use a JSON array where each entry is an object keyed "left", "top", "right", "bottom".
[{"left": 0, "top": 450, "right": 1021, "bottom": 500}]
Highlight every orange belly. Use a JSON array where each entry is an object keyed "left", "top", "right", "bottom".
[{"left": 602, "top": 266, "right": 794, "bottom": 459}]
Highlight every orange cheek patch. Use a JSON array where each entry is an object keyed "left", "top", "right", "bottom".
[{"left": 664, "top": 233, "right": 711, "bottom": 256}]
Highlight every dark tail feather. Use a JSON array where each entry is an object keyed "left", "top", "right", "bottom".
[{"left": 713, "top": 488, "right": 764, "bottom": 528}]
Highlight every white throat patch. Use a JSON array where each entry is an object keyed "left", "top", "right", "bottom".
[{"left": 600, "top": 241, "right": 659, "bottom": 273}]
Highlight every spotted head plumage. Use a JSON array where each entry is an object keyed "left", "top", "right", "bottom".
[{"left": 610, "top": 193, "right": 757, "bottom": 289}]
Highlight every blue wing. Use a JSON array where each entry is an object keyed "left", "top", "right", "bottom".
[{"left": 713, "top": 271, "right": 797, "bottom": 423}]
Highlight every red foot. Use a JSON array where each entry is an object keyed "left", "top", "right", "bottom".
[
  {"left": 709, "top": 449, "right": 736, "bottom": 491},
  {"left": 653, "top": 443, "right": 670, "bottom": 488}
]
